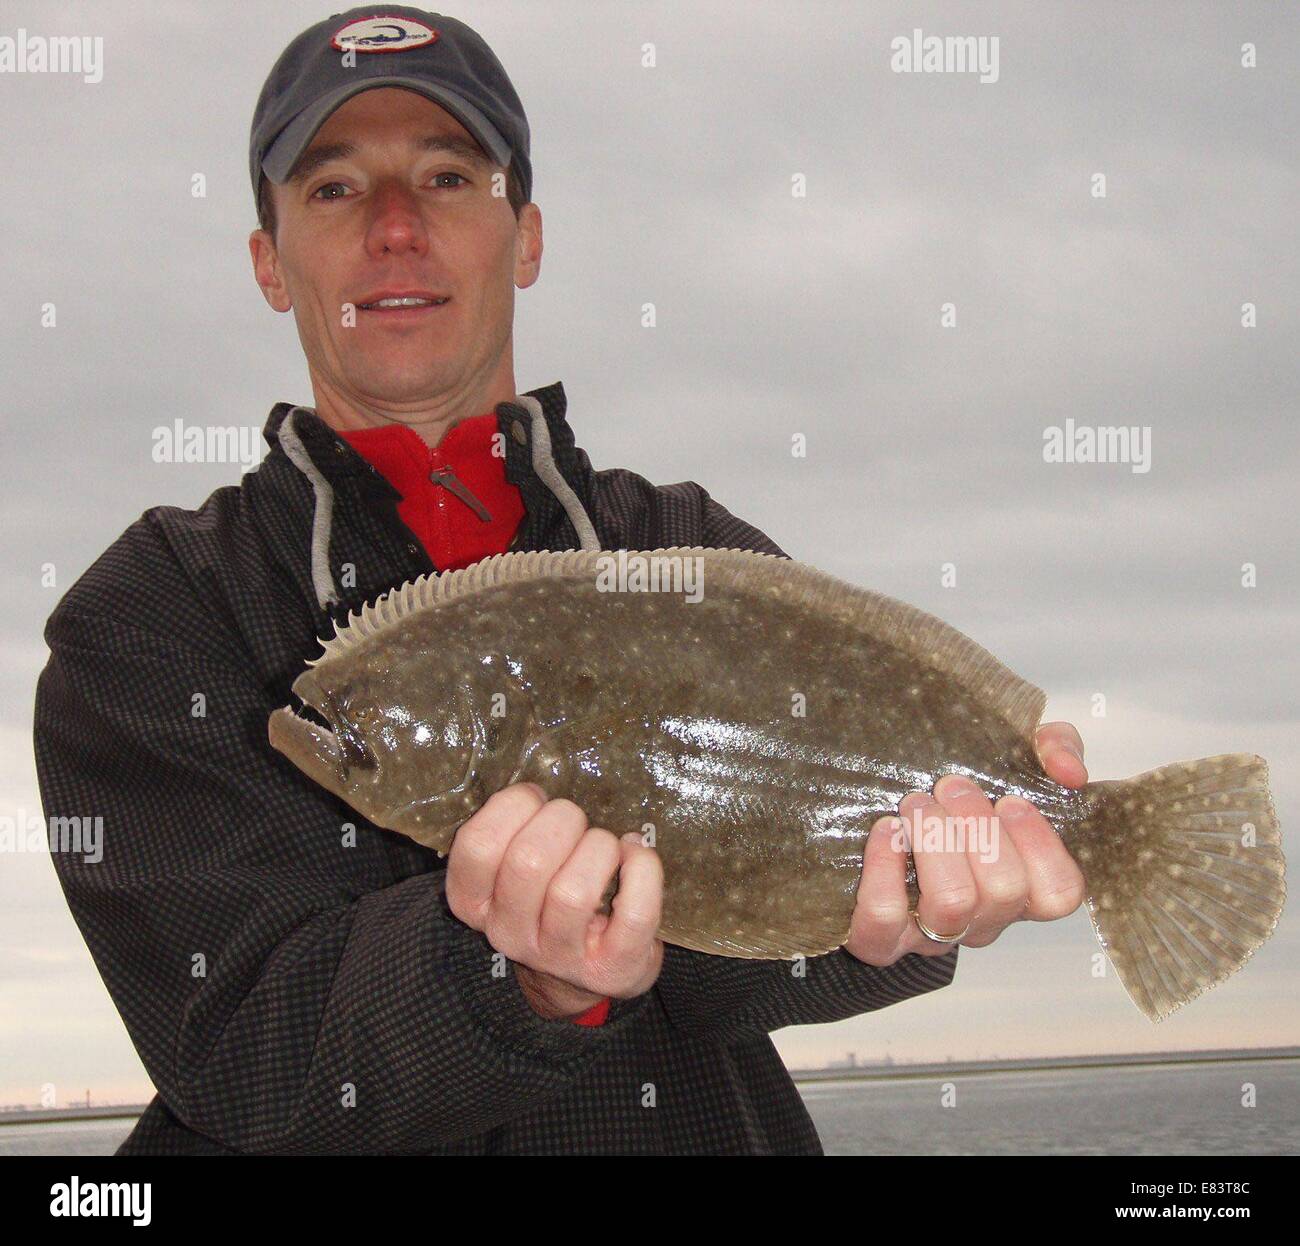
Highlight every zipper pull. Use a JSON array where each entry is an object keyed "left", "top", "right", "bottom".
[{"left": 429, "top": 465, "right": 493, "bottom": 522}]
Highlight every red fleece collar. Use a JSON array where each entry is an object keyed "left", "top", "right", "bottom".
[{"left": 339, "top": 413, "right": 524, "bottom": 572}]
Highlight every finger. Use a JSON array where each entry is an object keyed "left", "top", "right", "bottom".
[
  {"left": 995, "top": 796, "right": 1087, "bottom": 921},
  {"left": 491, "top": 798, "right": 589, "bottom": 951},
  {"left": 844, "top": 816, "right": 912, "bottom": 965},
  {"left": 537, "top": 827, "right": 622, "bottom": 957},
  {"left": 902, "top": 789, "right": 978, "bottom": 944},
  {"left": 894, "top": 920, "right": 965, "bottom": 959},
  {"left": 933, "top": 774, "right": 1028, "bottom": 947},
  {"left": 446, "top": 782, "right": 547, "bottom": 926},
  {"left": 597, "top": 835, "right": 663, "bottom": 974},
  {"left": 1036, "top": 721, "right": 1088, "bottom": 788}
]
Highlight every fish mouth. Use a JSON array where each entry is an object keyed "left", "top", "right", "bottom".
[
  {"left": 268, "top": 670, "right": 376, "bottom": 801},
  {"left": 268, "top": 704, "right": 350, "bottom": 800}
]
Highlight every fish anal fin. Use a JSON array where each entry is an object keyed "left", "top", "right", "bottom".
[{"left": 659, "top": 920, "right": 850, "bottom": 960}]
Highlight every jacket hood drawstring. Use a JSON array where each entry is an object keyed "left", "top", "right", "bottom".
[{"left": 279, "top": 394, "right": 601, "bottom": 613}]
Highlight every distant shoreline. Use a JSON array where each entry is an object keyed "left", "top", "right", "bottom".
[
  {"left": 3, "top": 1048, "right": 1295, "bottom": 1122},
  {"left": 790, "top": 1046, "right": 1300, "bottom": 1084},
  {"left": 0, "top": 1105, "right": 149, "bottom": 1126}
]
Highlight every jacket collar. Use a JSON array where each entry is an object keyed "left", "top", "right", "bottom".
[
  {"left": 262, "top": 380, "right": 589, "bottom": 540},
  {"left": 263, "top": 379, "right": 598, "bottom": 567}
]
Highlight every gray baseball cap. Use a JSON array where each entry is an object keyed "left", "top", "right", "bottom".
[{"left": 249, "top": 6, "right": 531, "bottom": 202}]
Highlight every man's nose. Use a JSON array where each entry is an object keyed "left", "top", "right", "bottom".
[{"left": 364, "top": 180, "right": 429, "bottom": 256}]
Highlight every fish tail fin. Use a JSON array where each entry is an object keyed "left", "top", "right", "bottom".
[{"left": 1074, "top": 754, "right": 1285, "bottom": 1021}]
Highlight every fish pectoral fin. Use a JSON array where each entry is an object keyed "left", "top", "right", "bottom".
[{"left": 516, "top": 710, "right": 660, "bottom": 787}]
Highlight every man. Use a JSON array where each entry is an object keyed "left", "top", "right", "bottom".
[{"left": 34, "top": 7, "right": 1087, "bottom": 1154}]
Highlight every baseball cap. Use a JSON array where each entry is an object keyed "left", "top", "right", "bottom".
[{"left": 249, "top": 6, "right": 531, "bottom": 203}]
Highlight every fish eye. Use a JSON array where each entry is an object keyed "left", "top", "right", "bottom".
[
  {"left": 322, "top": 686, "right": 377, "bottom": 771},
  {"left": 484, "top": 720, "right": 503, "bottom": 751}
]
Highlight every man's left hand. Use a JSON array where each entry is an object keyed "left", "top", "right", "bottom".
[{"left": 844, "top": 721, "right": 1088, "bottom": 966}]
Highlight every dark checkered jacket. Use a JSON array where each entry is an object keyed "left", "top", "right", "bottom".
[{"left": 33, "top": 380, "right": 957, "bottom": 1155}]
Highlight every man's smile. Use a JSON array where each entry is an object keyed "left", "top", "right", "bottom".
[{"left": 355, "top": 287, "right": 451, "bottom": 317}]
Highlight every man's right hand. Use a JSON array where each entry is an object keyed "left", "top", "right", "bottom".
[{"left": 445, "top": 782, "right": 664, "bottom": 1019}]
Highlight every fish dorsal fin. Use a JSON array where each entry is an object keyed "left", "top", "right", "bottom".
[{"left": 310, "top": 547, "right": 1046, "bottom": 740}]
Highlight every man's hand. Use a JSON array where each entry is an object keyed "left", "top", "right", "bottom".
[
  {"left": 445, "top": 783, "right": 664, "bottom": 1020},
  {"left": 845, "top": 721, "right": 1089, "bottom": 967}
]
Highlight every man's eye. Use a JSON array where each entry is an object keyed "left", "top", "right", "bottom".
[
  {"left": 311, "top": 182, "right": 350, "bottom": 201},
  {"left": 432, "top": 172, "right": 467, "bottom": 189}
]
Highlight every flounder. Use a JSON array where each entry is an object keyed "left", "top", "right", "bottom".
[{"left": 268, "top": 547, "right": 1285, "bottom": 1021}]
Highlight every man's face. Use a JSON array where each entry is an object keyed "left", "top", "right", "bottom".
[{"left": 251, "top": 87, "right": 541, "bottom": 414}]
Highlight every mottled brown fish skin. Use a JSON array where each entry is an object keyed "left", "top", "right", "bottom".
[{"left": 269, "top": 549, "right": 1285, "bottom": 1021}]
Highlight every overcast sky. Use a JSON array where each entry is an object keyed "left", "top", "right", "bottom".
[{"left": 1, "top": 1, "right": 1296, "bottom": 1105}]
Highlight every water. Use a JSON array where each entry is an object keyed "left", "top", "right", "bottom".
[
  {"left": 2, "top": 1060, "right": 1295, "bottom": 1154},
  {"left": 799, "top": 1059, "right": 1300, "bottom": 1155},
  {"left": 0, "top": 1118, "right": 136, "bottom": 1156}
]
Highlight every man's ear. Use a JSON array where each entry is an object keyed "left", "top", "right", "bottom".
[
  {"left": 513, "top": 202, "right": 543, "bottom": 291},
  {"left": 249, "top": 229, "right": 292, "bottom": 313}
]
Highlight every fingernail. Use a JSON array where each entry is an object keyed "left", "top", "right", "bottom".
[
  {"left": 936, "top": 775, "right": 978, "bottom": 799},
  {"left": 997, "top": 795, "right": 1035, "bottom": 820}
]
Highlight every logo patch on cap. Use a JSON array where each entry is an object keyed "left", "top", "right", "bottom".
[{"left": 331, "top": 16, "right": 439, "bottom": 54}]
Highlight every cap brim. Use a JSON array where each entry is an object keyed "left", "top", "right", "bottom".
[{"left": 261, "top": 77, "right": 513, "bottom": 184}]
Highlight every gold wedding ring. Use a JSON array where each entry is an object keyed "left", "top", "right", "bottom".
[{"left": 911, "top": 911, "right": 970, "bottom": 945}]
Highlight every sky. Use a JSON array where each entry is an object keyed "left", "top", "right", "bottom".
[{"left": 0, "top": 0, "right": 1296, "bottom": 1106}]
